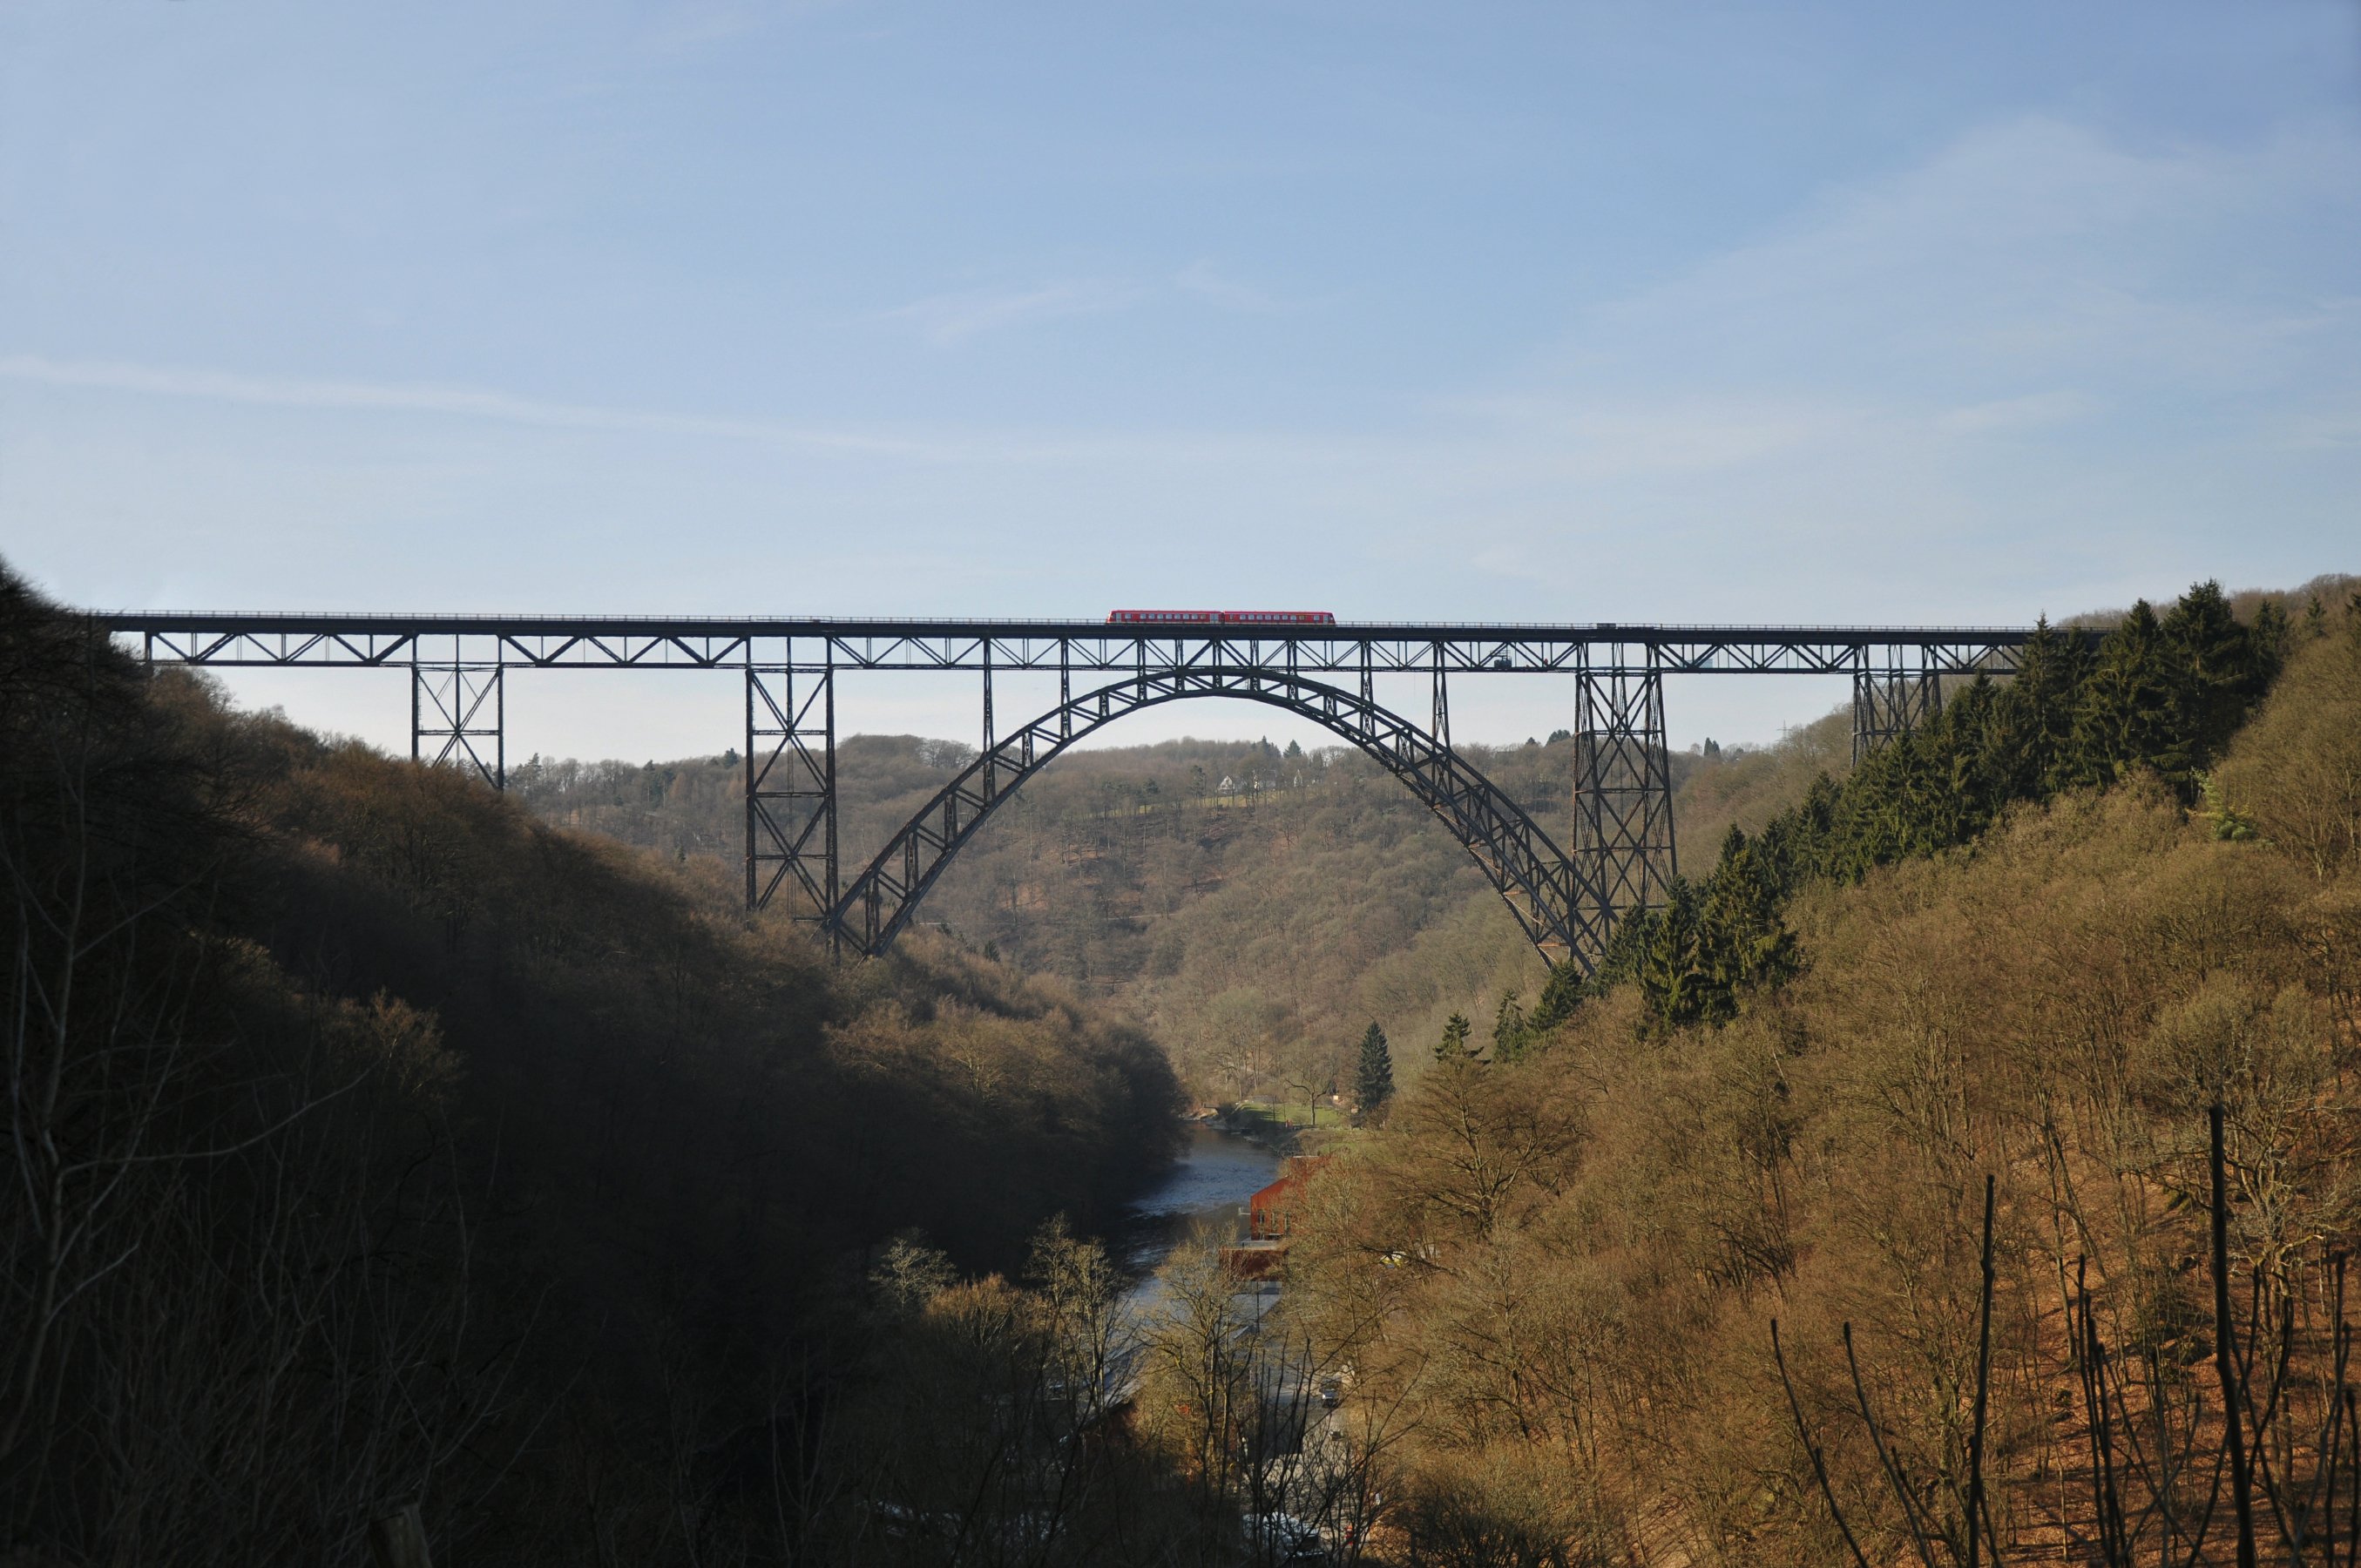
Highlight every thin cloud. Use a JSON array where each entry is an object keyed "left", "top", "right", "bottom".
[
  {"left": 880, "top": 264, "right": 1303, "bottom": 343},
  {"left": 1559, "top": 114, "right": 2361, "bottom": 395},
  {"left": 879, "top": 280, "right": 1148, "bottom": 345},
  {"left": 2285, "top": 405, "right": 2361, "bottom": 449},
  {"left": 0, "top": 353, "right": 935, "bottom": 454},
  {"left": 8, "top": 112, "right": 2354, "bottom": 620},
  {"left": 0, "top": 350, "right": 1376, "bottom": 471}
]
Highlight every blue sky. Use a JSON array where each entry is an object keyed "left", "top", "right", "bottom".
[{"left": 3, "top": 1, "right": 2356, "bottom": 760}]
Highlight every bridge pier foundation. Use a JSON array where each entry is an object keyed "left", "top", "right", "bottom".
[
  {"left": 1572, "top": 648, "right": 1676, "bottom": 925},
  {"left": 747, "top": 660, "right": 838, "bottom": 956},
  {"left": 412, "top": 662, "right": 504, "bottom": 790}
]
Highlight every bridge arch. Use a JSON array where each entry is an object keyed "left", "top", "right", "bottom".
[{"left": 828, "top": 665, "right": 1609, "bottom": 969}]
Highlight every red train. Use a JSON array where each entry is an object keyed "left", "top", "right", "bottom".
[{"left": 1107, "top": 609, "right": 1337, "bottom": 625}]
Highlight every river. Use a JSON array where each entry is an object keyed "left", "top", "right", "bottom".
[{"left": 1116, "top": 1120, "right": 1282, "bottom": 1303}]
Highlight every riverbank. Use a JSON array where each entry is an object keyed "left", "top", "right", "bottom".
[{"left": 1203, "top": 1102, "right": 1352, "bottom": 1159}]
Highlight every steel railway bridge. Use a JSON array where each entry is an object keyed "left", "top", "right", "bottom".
[{"left": 96, "top": 612, "right": 2076, "bottom": 971}]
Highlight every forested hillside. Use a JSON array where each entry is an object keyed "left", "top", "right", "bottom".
[
  {"left": 515, "top": 724, "right": 1698, "bottom": 1105},
  {"left": 15, "top": 570, "right": 2355, "bottom": 1565},
  {"left": 0, "top": 566, "right": 1181, "bottom": 1564},
  {"left": 1271, "top": 585, "right": 2361, "bottom": 1564},
  {"left": 517, "top": 578, "right": 2351, "bottom": 1108}
]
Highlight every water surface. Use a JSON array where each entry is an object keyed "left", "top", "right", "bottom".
[{"left": 1118, "top": 1121, "right": 1281, "bottom": 1278}]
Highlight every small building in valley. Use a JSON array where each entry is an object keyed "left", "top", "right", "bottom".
[
  {"left": 1248, "top": 1156, "right": 1332, "bottom": 1240},
  {"left": 1221, "top": 1156, "right": 1334, "bottom": 1280}
]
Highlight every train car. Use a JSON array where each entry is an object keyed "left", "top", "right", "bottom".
[
  {"left": 1107, "top": 609, "right": 1221, "bottom": 625},
  {"left": 1106, "top": 610, "right": 1337, "bottom": 625}
]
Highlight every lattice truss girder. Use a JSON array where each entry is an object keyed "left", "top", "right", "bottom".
[
  {"left": 116, "top": 616, "right": 2053, "bottom": 679},
  {"left": 834, "top": 665, "right": 1606, "bottom": 970}
]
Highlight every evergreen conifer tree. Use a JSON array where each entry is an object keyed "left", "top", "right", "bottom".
[
  {"left": 1528, "top": 958, "right": 1591, "bottom": 1032},
  {"left": 1490, "top": 992, "right": 1531, "bottom": 1064},
  {"left": 1638, "top": 880, "right": 1711, "bottom": 1027},
  {"left": 1985, "top": 617, "right": 2084, "bottom": 801},
  {"left": 1756, "top": 774, "right": 1842, "bottom": 894},
  {"left": 2071, "top": 599, "right": 2187, "bottom": 788},
  {"left": 1353, "top": 1023, "right": 1393, "bottom": 1119},
  {"left": 1435, "top": 1012, "right": 1474, "bottom": 1063},
  {"left": 1825, "top": 724, "right": 1964, "bottom": 877},
  {"left": 2161, "top": 580, "right": 2276, "bottom": 767},
  {"left": 1699, "top": 827, "right": 1801, "bottom": 1013},
  {"left": 1591, "top": 902, "right": 1660, "bottom": 991},
  {"left": 1679, "top": 578, "right": 2296, "bottom": 1038},
  {"left": 2251, "top": 598, "right": 2290, "bottom": 673}
]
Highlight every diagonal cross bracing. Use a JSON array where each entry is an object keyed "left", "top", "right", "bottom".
[
  {"left": 746, "top": 662, "right": 837, "bottom": 953},
  {"left": 412, "top": 663, "right": 504, "bottom": 789},
  {"left": 1850, "top": 647, "right": 1948, "bottom": 765},
  {"left": 1573, "top": 645, "right": 1676, "bottom": 920}
]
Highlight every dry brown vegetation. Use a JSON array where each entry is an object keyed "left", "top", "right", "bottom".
[
  {"left": 508, "top": 577, "right": 2359, "bottom": 1130},
  {"left": 1666, "top": 709, "right": 1855, "bottom": 856},
  {"left": 1272, "top": 607, "right": 2361, "bottom": 1564},
  {"left": 37, "top": 572, "right": 2343, "bottom": 1563},
  {"left": 515, "top": 727, "right": 1719, "bottom": 1108}
]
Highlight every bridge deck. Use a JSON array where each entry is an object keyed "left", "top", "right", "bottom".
[
  {"left": 84, "top": 607, "right": 2084, "bottom": 966},
  {"left": 93, "top": 612, "right": 2080, "bottom": 676}
]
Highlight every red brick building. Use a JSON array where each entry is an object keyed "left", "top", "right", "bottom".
[{"left": 1248, "top": 1155, "right": 1332, "bottom": 1240}]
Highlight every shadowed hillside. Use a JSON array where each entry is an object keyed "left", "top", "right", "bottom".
[
  {"left": 0, "top": 564, "right": 1183, "bottom": 1565},
  {"left": 515, "top": 733, "right": 1693, "bottom": 1102}
]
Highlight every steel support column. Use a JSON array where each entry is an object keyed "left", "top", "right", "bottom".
[
  {"left": 747, "top": 658, "right": 838, "bottom": 953},
  {"left": 1572, "top": 645, "right": 1675, "bottom": 921},
  {"left": 981, "top": 644, "right": 997, "bottom": 803},
  {"left": 1850, "top": 652, "right": 1944, "bottom": 765},
  {"left": 1431, "top": 643, "right": 1450, "bottom": 749},
  {"left": 412, "top": 662, "right": 504, "bottom": 789}
]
